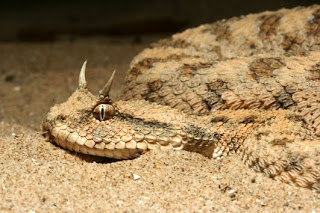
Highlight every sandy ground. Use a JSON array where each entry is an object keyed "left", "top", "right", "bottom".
[{"left": 0, "top": 37, "right": 320, "bottom": 212}]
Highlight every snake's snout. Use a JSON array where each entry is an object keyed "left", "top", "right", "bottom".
[
  {"left": 41, "top": 120, "right": 50, "bottom": 133},
  {"left": 41, "top": 120, "right": 54, "bottom": 141}
]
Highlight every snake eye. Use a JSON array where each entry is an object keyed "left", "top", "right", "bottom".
[{"left": 93, "top": 104, "right": 115, "bottom": 121}]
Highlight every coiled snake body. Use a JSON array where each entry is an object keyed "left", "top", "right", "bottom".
[{"left": 42, "top": 6, "right": 320, "bottom": 191}]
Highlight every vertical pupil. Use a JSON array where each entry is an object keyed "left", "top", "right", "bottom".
[{"left": 100, "top": 105, "right": 105, "bottom": 120}]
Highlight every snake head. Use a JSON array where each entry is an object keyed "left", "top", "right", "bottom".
[
  {"left": 41, "top": 61, "right": 134, "bottom": 159},
  {"left": 42, "top": 61, "right": 186, "bottom": 159}
]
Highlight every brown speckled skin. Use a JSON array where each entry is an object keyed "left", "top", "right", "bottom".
[
  {"left": 123, "top": 6, "right": 320, "bottom": 134},
  {"left": 43, "top": 6, "right": 320, "bottom": 191}
]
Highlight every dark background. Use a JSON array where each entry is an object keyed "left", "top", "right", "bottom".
[{"left": 0, "top": 0, "right": 319, "bottom": 41}]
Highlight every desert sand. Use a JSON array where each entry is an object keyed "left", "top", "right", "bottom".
[{"left": 0, "top": 38, "right": 319, "bottom": 212}]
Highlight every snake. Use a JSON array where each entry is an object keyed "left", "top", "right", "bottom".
[{"left": 42, "top": 5, "right": 320, "bottom": 191}]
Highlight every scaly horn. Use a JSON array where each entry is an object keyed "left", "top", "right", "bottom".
[
  {"left": 78, "top": 60, "right": 87, "bottom": 89},
  {"left": 99, "top": 70, "right": 116, "bottom": 98}
]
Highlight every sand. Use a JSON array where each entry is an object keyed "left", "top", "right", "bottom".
[{"left": 0, "top": 38, "right": 319, "bottom": 212}]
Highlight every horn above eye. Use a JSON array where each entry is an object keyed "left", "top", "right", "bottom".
[
  {"left": 99, "top": 70, "right": 116, "bottom": 98},
  {"left": 78, "top": 60, "right": 88, "bottom": 89}
]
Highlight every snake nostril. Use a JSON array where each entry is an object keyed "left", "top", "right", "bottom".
[{"left": 57, "top": 115, "right": 66, "bottom": 121}]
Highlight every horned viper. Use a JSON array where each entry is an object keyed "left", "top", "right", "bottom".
[{"left": 42, "top": 5, "right": 320, "bottom": 191}]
